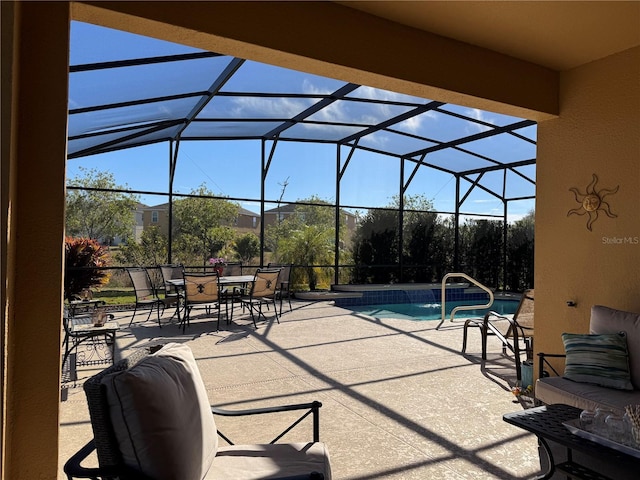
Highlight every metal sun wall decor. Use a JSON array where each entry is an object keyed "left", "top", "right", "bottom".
[{"left": 567, "top": 174, "right": 619, "bottom": 231}]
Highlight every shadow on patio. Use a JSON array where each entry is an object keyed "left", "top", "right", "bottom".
[{"left": 58, "top": 300, "right": 543, "bottom": 479}]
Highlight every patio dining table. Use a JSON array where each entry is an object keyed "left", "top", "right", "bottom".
[
  {"left": 167, "top": 275, "right": 255, "bottom": 288},
  {"left": 166, "top": 275, "right": 255, "bottom": 325}
]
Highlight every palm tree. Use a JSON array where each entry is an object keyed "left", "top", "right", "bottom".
[{"left": 278, "top": 225, "right": 333, "bottom": 291}]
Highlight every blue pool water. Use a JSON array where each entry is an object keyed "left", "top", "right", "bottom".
[{"left": 348, "top": 299, "right": 518, "bottom": 321}]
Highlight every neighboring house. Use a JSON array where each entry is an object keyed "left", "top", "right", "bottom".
[
  {"left": 263, "top": 204, "right": 298, "bottom": 228},
  {"left": 140, "top": 202, "right": 170, "bottom": 234},
  {"left": 138, "top": 203, "right": 260, "bottom": 237},
  {"left": 136, "top": 202, "right": 354, "bottom": 242},
  {"left": 235, "top": 207, "right": 261, "bottom": 234}
]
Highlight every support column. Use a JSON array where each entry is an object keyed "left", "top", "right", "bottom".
[{"left": 2, "top": 3, "right": 70, "bottom": 479}]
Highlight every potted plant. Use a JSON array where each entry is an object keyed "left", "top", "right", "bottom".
[{"left": 208, "top": 257, "right": 226, "bottom": 276}]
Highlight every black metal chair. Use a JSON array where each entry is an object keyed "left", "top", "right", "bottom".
[
  {"left": 159, "top": 264, "right": 185, "bottom": 318},
  {"left": 268, "top": 263, "right": 293, "bottom": 315},
  {"left": 462, "top": 289, "right": 534, "bottom": 381},
  {"left": 127, "top": 267, "right": 165, "bottom": 327},
  {"left": 63, "top": 344, "right": 329, "bottom": 480},
  {"left": 236, "top": 267, "right": 281, "bottom": 328},
  {"left": 218, "top": 262, "right": 243, "bottom": 316},
  {"left": 182, "top": 272, "right": 228, "bottom": 332},
  {"left": 222, "top": 261, "right": 243, "bottom": 276}
]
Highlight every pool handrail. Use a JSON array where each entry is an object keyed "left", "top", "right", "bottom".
[{"left": 436, "top": 273, "right": 494, "bottom": 330}]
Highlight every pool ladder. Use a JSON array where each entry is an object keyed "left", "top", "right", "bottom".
[{"left": 435, "top": 273, "right": 494, "bottom": 330}]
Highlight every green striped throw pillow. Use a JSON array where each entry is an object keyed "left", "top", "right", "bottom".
[{"left": 562, "top": 332, "right": 633, "bottom": 390}]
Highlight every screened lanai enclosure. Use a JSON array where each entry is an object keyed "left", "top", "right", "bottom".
[{"left": 66, "top": 22, "right": 536, "bottom": 292}]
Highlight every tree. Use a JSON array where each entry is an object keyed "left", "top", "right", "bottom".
[
  {"left": 266, "top": 196, "right": 342, "bottom": 290},
  {"left": 266, "top": 196, "right": 339, "bottom": 250},
  {"left": 459, "top": 219, "right": 504, "bottom": 288},
  {"left": 234, "top": 233, "right": 260, "bottom": 264},
  {"left": 402, "top": 195, "right": 451, "bottom": 282},
  {"left": 352, "top": 208, "right": 399, "bottom": 283},
  {"left": 277, "top": 225, "right": 334, "bottom": 291},
  {"left": 172, "top": 185, "right": 239, "bottom": 265},
  {"left": 506, "top": 210, "right": 535, "bottom": 291},
  {"left": 66, "top": 167, "right": 139, "bottom": 243},
  {"left": 116, "top": 226, "right": 168, "bottom": 266},
  {"left": 351, "top": 195, "right": 443, "bottom": 283}
]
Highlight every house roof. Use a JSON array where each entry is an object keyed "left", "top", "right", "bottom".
[
  {"left": 264, "top": 205, "right": 298, "bottom": 215},
  {"left": 238, "top": 207, "right": 259, "bottom": 217},
  {"left": 140, "top": 202, "right": 169, "bottom": 211},
  {"left": 141, "top": 203, "right": 259, "bottom": 217}
]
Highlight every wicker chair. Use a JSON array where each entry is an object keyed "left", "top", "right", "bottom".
[{"left": 64, "top": 343, "right": 330, "bottom": 480}]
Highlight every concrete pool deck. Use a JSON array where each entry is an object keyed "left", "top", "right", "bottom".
[{"left": 59, "top": 299, "right": 544, "bottom": 479}]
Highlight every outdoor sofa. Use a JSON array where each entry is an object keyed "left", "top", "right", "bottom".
[{"left": 536, "top": 305, "right": 640, "bottom": 414}]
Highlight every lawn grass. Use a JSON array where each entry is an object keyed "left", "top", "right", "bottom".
[
  {"left": 93, "top": 287, "right": 175, "bottom": 307},
  {"left": 93, "top": 288, "right": 135, "bottom": 305}
]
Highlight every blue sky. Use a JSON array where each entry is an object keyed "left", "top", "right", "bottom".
[{"left": 66, "top": 22, "right": 536, "bottom": 222}]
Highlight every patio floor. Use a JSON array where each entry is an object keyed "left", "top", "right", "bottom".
[{"left": 58, "top": 300, "right": 544, "bottom": 479}]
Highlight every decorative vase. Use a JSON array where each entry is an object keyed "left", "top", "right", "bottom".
[{"left": 215, "top": 266, "right": 224, "bottom": 276}]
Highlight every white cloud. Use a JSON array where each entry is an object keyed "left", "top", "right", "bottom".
[
  {"left": 463, "top": 108, "right": 495, "bottom": 135},
  {"left": 230, "top": 96, "right": 312, "bottom": 117},
  {"left": 302, "top": 79, "right": 328, "bottom": 96},
  {"left": 395, "top": 115, "right": 424, "bottom": 133}
]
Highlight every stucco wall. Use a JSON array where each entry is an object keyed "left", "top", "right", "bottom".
[
  {"left": 2, "top": 3, "right": 70, "bottom": 479},
  {"left": 535, "top": 46, "right": 640, "bottom": 368}
]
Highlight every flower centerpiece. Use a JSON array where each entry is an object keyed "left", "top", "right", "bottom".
[{"left": 208, "top": 257, "right": 226, "bottom": 275}]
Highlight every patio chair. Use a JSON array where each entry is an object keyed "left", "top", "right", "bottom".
[
  {"left": 182, "top": 273, "right": 229, "bottom": 333},
  {"left": 223, "top": 261, "right": 243, "bottom": 276},
  {"left": 159, "top": 263, "right": 185, "bottom": 315},
  {"left": 236, "top": 267, "right": 282, "bottom": 328},
  {"left": 217, "top": 262, "right": 243, "bottom": 313},
  {"left": 63, "top": 343, "right": 331, "bottom": 480},
  {"left": 127, "top": 267, "right": 165, "bottom": 328},
  {"left": 268, "top": 263, "right": 293, "bottom": 315},
  {"left": 462, "top": 289, "right": 534, "bottom": 381}
]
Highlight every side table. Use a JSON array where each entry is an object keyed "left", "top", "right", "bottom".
[
  {"left": 62, "top": 314, "right": 119, "bottom": 382},
  {"left": 504, "top": 404, "right": 640, "bottom": 480},
  {"left": 68, "top": 299, "right": 106, "bottom": 316}
]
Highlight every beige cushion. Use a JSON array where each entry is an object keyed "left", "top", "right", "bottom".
[
  {"left": 590, "top": 305, "right": 640, "bottom": 389},
  {"left": 207, "top": 442, "right": 332, "bottom": 480},
  {"left": 536, "top": 376, "right": 640, "bottom": 415},
  {"left": 102, "top": 343, "right": 218, "bottom": 480}
]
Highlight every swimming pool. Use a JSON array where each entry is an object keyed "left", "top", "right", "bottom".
[{"left": 347, "top": 299, "right": 519, "bottom": 321}]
